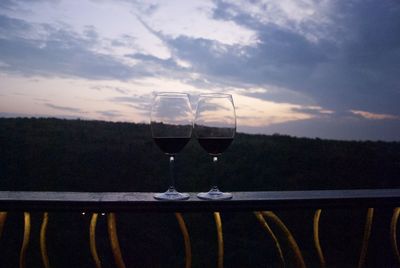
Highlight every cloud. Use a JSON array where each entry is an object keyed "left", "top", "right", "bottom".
[
  {"left": 213, "top": 0, "right": 334, "bottom": 43},
  {"left": 132, "top": 0, "right": 257, "bottom": 46},
  {"left": 110, "top": 95, "right": 152, "bottom": 116},
  {"left": 164, "top": 0, "right": 400, "bottom": 117},
  {"left": 0, "top": 12, "right": 36, "bottom": 40},
  {"left": 44, "top": 103, "right": 82, "bottom": 113},
  {"left": 0, "top": 61, "right": 10, "bottom": 67},
  {"left": 126, "top": 53, "right": 179, "bottom": 69},
  {"left": 162, "top": 27, "right": 330, "bottom": 108},
  {"left": 3, "top": 0, "right": 397, "bottom": 118},
  {"left": 233, "top": 94, "right": 329, "bottom": 128},
  {"left": 90, "top": 85, "right": 129, "bottom": 94},
  {"left": 0, "top": 15, "right": 138, "bottom": 79},
  {"left": 0, "top": 13, "right": 193, "bottom": 81},
  {"left": 97, "top": 110, "right": 122, "bottom": 118},
  {"left": 0, "top": 0, "right": 17, "bottom": 11},
  {"left": 350, "top": 110, "right": 400, "bottom": 120},
  {"left": 124, "top": 52, "right": 190, "bottom": 78},
  {"left": 291, "top": 106, "right": 334, "bottom": 116}
]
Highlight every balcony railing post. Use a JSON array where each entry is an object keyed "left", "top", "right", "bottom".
[
  {"left": 40, "top": 212, "right": 50, "bottom": 268},
  {"left": 19, "top": 212, "right": 31, "bottom": 268}
]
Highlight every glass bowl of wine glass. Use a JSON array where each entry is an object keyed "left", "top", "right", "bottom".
[
  {"left": 151, "top": 92, "right": 193, "bottom": 200},
  {"left": 194, "top": 93, "right": 236, "bottom": 200}
]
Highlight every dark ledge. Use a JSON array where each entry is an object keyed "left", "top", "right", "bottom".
[{"left": 1, "top": 189, "right": 400, "bottom": 212}]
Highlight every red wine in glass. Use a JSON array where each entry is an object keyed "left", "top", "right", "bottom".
[
  {"left": 154, "top": 137, "right": 191, "bottom": 155},
  {"left": 151, "top": 93, "right": 193, "bottom": 200},
  {"left": 197, "top": 137, "right": 233, "bottom": 155},
  {"left": 194, "top": 94, "right": 236, "bottom": 200}
]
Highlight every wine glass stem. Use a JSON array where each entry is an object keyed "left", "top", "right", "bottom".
[
  {"left": 211, "top": 156, "right": 219, "bottom": 191},
  {"left": 169, "top": 155, "right": 175, "bottom": 191}
]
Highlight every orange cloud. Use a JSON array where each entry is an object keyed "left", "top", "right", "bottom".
[{"left": 350, "top": 110, "right": 400, "bottom": 120}]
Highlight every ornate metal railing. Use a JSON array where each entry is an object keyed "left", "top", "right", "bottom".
[{"left": 1, "top": 189, "right": 400, "bottom": 267}]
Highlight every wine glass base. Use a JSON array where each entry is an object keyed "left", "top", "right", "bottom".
[
  {"left": 197, "top": 190, "right": 232, "bottom": 200},
  {"left": 154, "top": 190, "right": 190, "bottom": 201}
]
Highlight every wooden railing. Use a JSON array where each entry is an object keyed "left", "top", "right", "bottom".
[{"left": 1, "top": 189, "right": 400, "bottom": 267}]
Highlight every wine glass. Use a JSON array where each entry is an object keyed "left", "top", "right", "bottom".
[
  {"left": 151, "top": 92, "right": 193, "bottom": 200},
  {"left": 194, "top": 93, "right": 236, "bottom": 200}
]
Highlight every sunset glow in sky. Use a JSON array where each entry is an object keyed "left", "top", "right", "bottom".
[{"left": 0, "top": 0, "right": 399, "bottom": 140}]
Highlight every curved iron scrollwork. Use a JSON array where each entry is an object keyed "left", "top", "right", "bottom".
[
  {"left": 254, "top": 211, "right": 285, "bottom": 267},
  {"left": 0, "top": 205, "right": 395, "bottom": 267},
  {"left": 20, "top": 212, "right": 31, "bottom": 268},
  {"left": 107, "top": 213, "right": 126, "bottom": 268},
  {"left": 40, "top": 212, "right": 50, "bottom": 268},
  {"left": 313, "top": 209, "right": 325, "bottom": 268},
  {"left": 175, "top": 213, "right": 192, "bottom": 268},
  {"left": 90, "top": 213, "right": 102, "bottom": 268}
]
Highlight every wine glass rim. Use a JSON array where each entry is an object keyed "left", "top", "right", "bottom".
[
  {"left": 199, "top": 93, "right": 232, "bottom": 98},
  {"left": 154, "top": 92, "right": 190, "bottom": 97}
]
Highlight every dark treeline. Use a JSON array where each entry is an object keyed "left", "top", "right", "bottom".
[
  {"left": 0, "top": 117, "right": 399, "bottom": 267},
  {"left": 1, "top": 117, "right": 399, "bottom": 192}
]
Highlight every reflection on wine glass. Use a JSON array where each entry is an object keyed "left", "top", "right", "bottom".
[
  {"left": 151, "top": 92, "right": 192, "bottom": 200},
  {"left": 194, "top": 93, "right": 236, "bottom": 200}
]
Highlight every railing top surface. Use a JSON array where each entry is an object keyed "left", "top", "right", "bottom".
[{"left": 1, "top": 189, "right": 400, "bottom": 212}]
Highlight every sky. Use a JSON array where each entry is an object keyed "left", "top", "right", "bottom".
[{"left": 0, "top": 0, "right": 399, "bottom": 141}]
